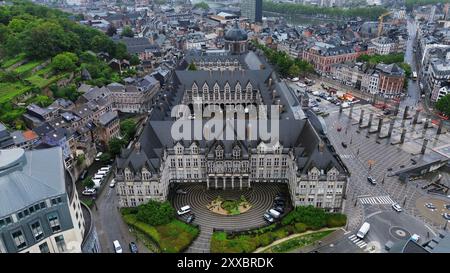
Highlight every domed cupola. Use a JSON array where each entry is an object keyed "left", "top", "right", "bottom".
[{"left": 224, "top": 20, "right": 248, "bottom": 55}]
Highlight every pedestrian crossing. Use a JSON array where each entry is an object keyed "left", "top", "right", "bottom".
[
  {"left": 359, "top": 195, "right": 395, "bottom": 205},
  {"left": 348, "top": 234, "right": 368, "bottom": 249}
]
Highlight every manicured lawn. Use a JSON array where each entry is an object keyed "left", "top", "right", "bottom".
[
  {"left": 263, "top": 230, "right": 334, "bottom": 253},
  {"left": 0, "top": 53, "right": 26, "bottom": 68},
  {"left": 122, "top": 213, "right": 199, "bottom": 253},
  {"left": 0, "top": 82, "right": 31, "bottom": 104}
]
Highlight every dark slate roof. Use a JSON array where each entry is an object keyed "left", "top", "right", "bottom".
[
  {"left": 98, "top": 111, "right": 118, "bottom": 126},
  {"left": 225, "top": 20, "right": 248, "bottom": 41},
  {"left": 0, "top": 147, "right": 66, "bottom": 217},
  {"left": 117, "top": 50, "right": 348, "bottom": 176}
]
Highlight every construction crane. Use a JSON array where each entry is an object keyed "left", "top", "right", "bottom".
[{"left": 377, "top": 11, "right": 393, "bottom": 37}]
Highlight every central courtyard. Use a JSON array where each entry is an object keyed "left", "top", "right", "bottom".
[{"left": 170, "top": 183, "right": 292, "bottom": 231}]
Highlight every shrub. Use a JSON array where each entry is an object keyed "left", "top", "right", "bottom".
[
  {"left": 258, "top": 233, "right": 273, "bottom": 247},
  {"left": 136, "top": 200, "right": 175, "bottom": 226},
  {"left": 294, "top": 223, "right": 308, "bottom": 233},
  {"left": 326, "top": 213, "right": 347, "bottom": 227}
]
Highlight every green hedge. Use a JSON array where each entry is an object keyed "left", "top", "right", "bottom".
[
  {"left": 210, "top": 206, "right": 346, "bottom": 253},
  {"left": 122, "top": 213, "right": 199, "bottom": 253}
]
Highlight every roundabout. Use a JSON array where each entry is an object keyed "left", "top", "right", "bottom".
[{"left": 171, "top": 183, "right": 292, "bottom": 231}]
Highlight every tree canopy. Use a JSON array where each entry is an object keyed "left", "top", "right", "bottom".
[
  {"left": 436, "top": 94, "right": 450, "bottom": 117},
  {"left": 136, "top": 200, "right": 175, "bottom": 226},
  {"left": 0, "top": 1, "right": 130, "bottom": 61},
  {"left": 253, "top": 41, "right": 314, "bottom": 77},
  {"left": 262, "top": 0, "right": 388, "bottom": 20},
  {"left": 194, "top": 2, "right": 209, "bottom": 10},
  {"left": 121, "top": 26, "right": 134, "bottom": 38}
]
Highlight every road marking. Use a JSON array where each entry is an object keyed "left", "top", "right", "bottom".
[{"left": 360, "top": 195, "right": 395, "bottom": 205}]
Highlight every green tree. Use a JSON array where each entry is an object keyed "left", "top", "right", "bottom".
[
  {"left": 436, "top": 94, "right": 450, "bottom": 117},
  {"left": 194, "top": 2, "right": 210, "bottom": 9},
  {"left": 108, "top": 137, "right": 127, "bottom": 156},
  {"left": 99, "top": 152, "right": 111, "bottom": 163},
  {"left": 52, "top": 52, "right": 78, "bottom": 72},
  {"left": 120, "top": 118, "right": 137, "bottom": 141},
  {"left": 34, "top": 95, "right": 52, "bottom": 108},
  {"left": 82, "top": 176, "right": 95, "bottom": 189},
  {"left": 106, "top": 24, "right": 117, "bottom": 37},
  {"left": 76, "top": 154, "right": 85, "bottom": 165},
  {"left": 136, "top": 200, "right": 175, "bottom": 226},
  {"left": 121, "top": 26, "right": 134, "bottom": 38},
  {"left": 130, "top": 54, "right": 141, "bottom": 66},
  {"left": 288, "top": 64, "right": 300, "bottom": 78}
]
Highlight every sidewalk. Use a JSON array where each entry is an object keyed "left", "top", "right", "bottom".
[{"left": 253, "top": 227, "right": 342, "bottom": 253}]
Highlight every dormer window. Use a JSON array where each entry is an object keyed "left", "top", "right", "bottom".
[
  {"left": 192, "top": 82, "right": 198, "bottom": 93},
  {"left": 202, "top": 83, "right": 209, "bottom": 93},
  {"left": 176, "top": 144, "right": 183, "bottom": 154},
  {"left": 233, "top": 147, "right": 241, "bottom": 159},
  {"left": 216, "top": 146, "right": 223, "bottom": 159},
  {"left": 224, "top": 83, "right": 230, "bottom": 93},
  {"left": 192, "top": 146, "right": 199, "bottom": 154},
  {"left": 213, "top": 83, "right": 220, "bottom": 93},
  {"left": 246, "top": 82, "right": 252, "bottom": 92},
  {"left": 235, "top": 82, "right": 241, "bottom": 93}
]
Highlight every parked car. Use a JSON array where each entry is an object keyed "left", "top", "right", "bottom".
[
  {"left": 263, "top": 213, "right": 275, "bottom": 223},
  {"left": 273, "top": 206, "right": 285, "bottom": 214},
  {"left": 443, "top": 213, "right": 450, "bottom": 221},
  {"left": 445, "top": 204, "right": 450, "bottom": 210},
  {"left": 425, "top": 203, "right": 436, "bottom": 210},
  {"left": 367, "top": 176, "right": 377, "bottom": 185},
  {"left": 274, "top": 196, "right": 286, "bottom": 202},
  {"left": 186, "top": 214, "right": 196, "bottom": 224},
  {"left": 113, "top": 240, "right": 122, "bottom": 253},
  {"left": 129, "top": 242, "right": 138, "bottom": 253},
  {"left": 392, "top": 203, "right": 402, "bottom": 212},
  {"left": 176, "top": 189, "right": 187, "bottom": 195},
  {"left": 267, "top": 208, "right": 281, "bottom": 219},
  {"left": 177, "top": 205, "right": 191, "bottom": 216},
  {"left": 95, "top": 152, "right": 103, "bottom": 161},
  {"left": 82, "top": 188, "right": 96, "bottom": 196},
  {"left": 100, "top": 166, "right": 111, "bottom": 172},
  {"left": 316, "top": 98, "right": 321, "bottom": 102},
  {"left": 109, "top": 179, "right": 116, "bottom": 188}
]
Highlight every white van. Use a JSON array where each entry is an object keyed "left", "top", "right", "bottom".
[
  {"left": 268, "top": 209, "right": 281, "bottom": 219},
  {"left": 357, "top": 222, "right": 370, "bottom": 239},
  {"left": 177, "top": 205, "right": 191, "bottom": 216},
  {"left": 113, "top": 240, "right": 122, "bottom": 253}
]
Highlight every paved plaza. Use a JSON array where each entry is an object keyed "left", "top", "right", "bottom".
[{"left": 170, "top": 183, "right": 292, "bottom": 253}]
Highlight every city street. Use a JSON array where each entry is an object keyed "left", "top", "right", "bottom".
[{"left": 90, "top": 177, "right": 150, "bottom": 253}]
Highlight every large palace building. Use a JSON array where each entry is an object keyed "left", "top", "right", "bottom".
[{"left": 115, "top": 23, "right": 349, "bottom": 212}]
